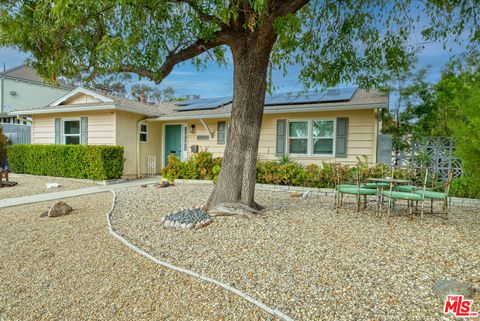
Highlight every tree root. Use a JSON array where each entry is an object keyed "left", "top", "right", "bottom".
[{"left": 208, "top": 202, "right": 264, "bottom": 217}]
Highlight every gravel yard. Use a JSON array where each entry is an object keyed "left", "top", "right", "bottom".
[
  {"left": 1, "top": 174, "right": 98, "bottom": 199},
  {"left": 0, "top": 193, "right": 271, "bottom": 320},
  {"left": 111, "top": 184, "right": 480, "bottom": 321}
]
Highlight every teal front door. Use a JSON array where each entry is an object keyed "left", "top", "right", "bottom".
[{"left": 164, "top": 124, "right": 182, "bottom": 166}]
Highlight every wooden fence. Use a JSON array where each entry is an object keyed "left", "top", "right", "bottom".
[
  {"left": 1, "top": 123, "right": 31, "bottom": 145},
  {"left": 1, "top": 123, "right": 31, "bottom": 168}
]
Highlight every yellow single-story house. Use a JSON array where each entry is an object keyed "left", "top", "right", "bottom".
[{"left": 10, "top": 87, "right": 389, "bottom": 178}]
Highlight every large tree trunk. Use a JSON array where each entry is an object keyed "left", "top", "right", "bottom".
[{"left": 206, "top": 32, "right": 276, "bottom": 213}]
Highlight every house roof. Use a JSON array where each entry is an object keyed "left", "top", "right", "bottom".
[
  {"left": 9, "top": 87, "right": 388, "bottom": 119},
  {"left": 0, "top": 64, "right": 70, "bottom": 89},
  {"left": 153, "top": 88, "right": 388, "bottom": 120},
  {"left": 9, "top": 87, "right": 172, "bottom": 117}
]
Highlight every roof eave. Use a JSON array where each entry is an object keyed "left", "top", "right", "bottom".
[
  {"left": 0, "top": 74, "right": 72, "bottom": 90},
  {"left": 9, "top": 105, "right": 117, "bottom": 116},
  {"left": 9, "top": 104, "right": 160, "bottom": 117},
  {"left": 152, "top": 103, "right": 387, "bottom": 121},
  {"left": 116, "top": 105, "right": 160, "bottom": 117}
]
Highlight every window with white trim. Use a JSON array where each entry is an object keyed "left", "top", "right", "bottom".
[
  {"left": 288, "top": 121, "right": 308, "bottom": 154},
  {"left": 63, "top": 120, "right": 80, "bottom": 145},
  {"left": 139, "top": 124, "right": 148, "bottom": 142},
  {"left": 312, "top": 120, "right": 334, "bottom": 155},
  {"left": 287, "top": 119, "right": 335, "bottom": 156}
]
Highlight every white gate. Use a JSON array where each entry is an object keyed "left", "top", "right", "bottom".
[{"left": 147, "top": 155, "right": 156, "bottom": 176}]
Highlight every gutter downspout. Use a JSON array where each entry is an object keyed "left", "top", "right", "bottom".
[{"left": 136, "top": 117, "right": 148, "bottom": 178}]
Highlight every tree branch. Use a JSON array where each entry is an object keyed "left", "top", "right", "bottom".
[
  {"left": 120, "top": 31, "right": 233, "bottom": 83},
  {"left": 169, "top": 0, "right": 229, "bottom": 29},
  {"left": 272, "top": 0, "right": 310, "bottom": 17}
]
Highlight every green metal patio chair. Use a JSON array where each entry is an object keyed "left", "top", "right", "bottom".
[
  {"left": 363, "top": 182, "right": 391, "bottom": 189},
  {"left": 381, "top": 167, "right": 427, "bottom": 220},
  {"left": 335, "top": 164, "right": 378, "bottom": 212},
  {"left": 414, "top": 170, "right": 454, "bottom": 216}
]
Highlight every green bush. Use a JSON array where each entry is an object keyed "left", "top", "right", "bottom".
[
  {"left": 165, "top": 152, "right": 419, "bottom": 189},
  {"left": 0, "top": 127, "right": 8, "bottom": 166},
  {"left": 162, "top": 152, "right": 223, "bottom": 181},
  {"left": 161, "top": 152, "right": 477, "bottom": 199},
  {"left": 7, "top": 144, "right": 124, "bottom": 180},
  {"left": 161, "top": 154, "right": 183, "bottom": 181},
  {"left": 450, "top": 176, "right": 480, "bottom": 199}
]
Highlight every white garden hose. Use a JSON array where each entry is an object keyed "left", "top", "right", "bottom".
[{"left": 106, "top": 190, "right": 294, "bottom": 321}]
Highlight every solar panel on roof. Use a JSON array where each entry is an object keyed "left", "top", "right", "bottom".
[
  {"left": 175, "top": 100, "right": 199, "bottom": 106},
  {"left": 264, "top": 87, "right": 356, "bottom": 106},
  {"left": 172, "top": 87, "right": 357, "bottom": 111},
  {"left": 173, "top": 96, "right": 232, "bottom": 111},
  {"left": 320, "top": 87, "right": 356, "bottom": 102}
]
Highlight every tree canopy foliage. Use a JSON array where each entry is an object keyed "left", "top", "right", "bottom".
[
  {"left": 382, "top": 57, "right": 480, "bottom": 187},
  {"left": 383, "top": 57, "right": 479, "bottom": 138},
  {"left": 0, "top": 0, "right": 476, "bottom": 89}
]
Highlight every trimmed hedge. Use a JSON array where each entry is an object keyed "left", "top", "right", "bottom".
[{"left": 7, "top": 144, "right": 125, "bottom": 180}]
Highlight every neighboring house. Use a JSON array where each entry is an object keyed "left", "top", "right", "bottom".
[
  {"left": 10, "top": 86, "right": 389, "bottom": 178},
  {"left": 0, "top": 64, "right": 71, "bottom": 124}
]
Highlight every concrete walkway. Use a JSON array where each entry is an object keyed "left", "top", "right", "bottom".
[{"left": 0, "top": 177, "right": 159, "bottom": 208}]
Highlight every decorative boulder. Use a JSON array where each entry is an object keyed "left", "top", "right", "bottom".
[
  {"left": 1, "top": 181, "right": 17, "bottom": 187},
  {"left": 157, "top": 180, "right": 172, "bottom": 188},
  {"left": 47, "top": 201, "right": 73, "bottom": 217},
  {"left": 433, "top": 279, "right": 477, "bottom": 301}
]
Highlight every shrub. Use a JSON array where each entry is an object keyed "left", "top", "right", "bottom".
[
  {"left": 195, "top": 151, "right": 215, "bottom": 179},
  {"left": 0, "top": 127, "right": 9, "bottom": 167},
  {"left": 162, "top": 152, "right": 223, "bottom": 181},
  {"left": 165, "top": 152, "right": 480, "bottom": 198},
  {"left": 450, "top": 176, "right": 480, "bottom": 199},
  {"left": 7, "top": 144, "right": 124, "bottom": 180},
  {"left": 277, "top": 154, "right": 293, "bottom": 165},
  {"left": 161, "top": 154, "right": 183, "bottom": 181}
]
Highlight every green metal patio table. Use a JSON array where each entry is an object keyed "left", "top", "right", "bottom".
[{"left": 367, "top": 177, "right": 412, "bottom": 214}]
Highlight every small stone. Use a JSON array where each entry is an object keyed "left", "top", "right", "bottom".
[
  {"left": 140, "top": 184, "right": 148, "bottom": 188},
  {"left": 40, "top": 210, "right": 49, "bottom": 218},
  {"left": 46, "top": 183, "right": 61, "bottom": 189},
  {"left": 48, "top": 201, "right": 73, "bottom": 217},
  {"left": 163, "top": 220, "right": 170, "bottom": 228},
  {"left": 161, "top": 181, "right": 170, "bottom": 188},
  {"left": 181, "top": 223, "right": 187, "bottom": 229},
  {"left": 161, "top": 217, "right": 166, "bottom": 224},
  {"left": 195, "top": 222, "right": 203, "bottom": 229},
  {"left": 174, "top": 221, "right": 182, "bottom": 228},
  {"left": 186, "top": 223, "right": 194, "bottom": 229}
]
